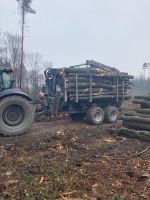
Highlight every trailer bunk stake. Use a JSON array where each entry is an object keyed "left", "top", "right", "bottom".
[
  {"left": 90, "top": 75, "right": 93, "bottom": 102},
  {"left": 76, "top": 74, "right": 78, "bottom": 102}
]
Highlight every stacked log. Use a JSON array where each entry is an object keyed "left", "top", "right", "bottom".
[
  {"left": 118, "top": 95, "right": 150, "bottom": 141},
  {"left": 61, "top": 65, "right": 134, "bottom": 102},
  {"left": 132, "top": 95, "right": 150, "bottom": 108}
]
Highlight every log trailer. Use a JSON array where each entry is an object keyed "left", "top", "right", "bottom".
[{"left": 37, "top": 60, "right": 133, "bottom": 125}]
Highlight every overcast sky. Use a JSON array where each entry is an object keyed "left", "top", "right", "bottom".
[{"left": 0, "top": 0, "right": 150, "bottom": 76}]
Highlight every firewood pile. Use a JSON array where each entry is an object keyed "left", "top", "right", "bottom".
[{"left": 119, "top": 95, "right": 150, "bottom": 141}]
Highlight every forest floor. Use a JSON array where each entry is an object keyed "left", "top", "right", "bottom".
[{"left": 0, "top": 101, "right": 150, "bottom": 200}]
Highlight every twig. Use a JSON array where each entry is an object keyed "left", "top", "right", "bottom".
[
  {"left": 63, "top": 190, "right": 77, "bottom": 196},
  {"left": 59, "top": 193, "right": 67, "bottom": 200},
  {"left": 136, "top": 146, "right": 150, "bottom": 156},
  {"left": 127, "top": 146, "right": 150, "bottom": 159}
]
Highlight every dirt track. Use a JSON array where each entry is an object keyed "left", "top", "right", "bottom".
[{"left": 0, "top": 118, "right": 150, "bottom": 200}]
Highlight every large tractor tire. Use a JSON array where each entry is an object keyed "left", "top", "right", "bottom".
[
  {"left": 86, "top": 106, "right": 104, "bottom": 125},
  {"left": 70, "top": 113, "right": 85, "bottom": 121},
  {"left": 103, "top": 106, "right": 119, "bottom": 123},
  {"left": 0, "top": 96, "right": 34, "bottom": 136}
]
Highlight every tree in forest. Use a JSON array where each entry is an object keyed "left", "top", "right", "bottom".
[
  {"left": 26, "top": 52, "right": 43, "bottom": 98},
  {"left": 4, "top": 32, "right": 21, "bottom": 68},
  {"left": 0, "top": 31, "right": 9, "bottom": 65},
  {"left": 16, "top": 0, "right": 36, "bottom": 89},
  {"left": 43, "top": 61, "right": 53, "bottom": 69}
]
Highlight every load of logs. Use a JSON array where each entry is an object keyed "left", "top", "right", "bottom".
[
  {"left": 60, "top": 60, "right": 134, "bottom": 102},
  {"left": 119, "top": 95, "right": 150, "bottom": 141}
]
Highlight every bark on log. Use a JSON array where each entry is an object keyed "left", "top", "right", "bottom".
[
  {"left": 133, "top": 99, "right": 150, "bottom": 106},
  {"left": 134, "top": 95, "right": 150, "bottom": 101},
  {"left": 67, "top": 77, "right": 114, "bottom": 84},
  {"left": 67, "top": 76, "right": 132, "bottom": 84},
  {"left": 63, "top": 69, "right": 134, "bottom": 79},
  {"left": 67, "top": 88, "right": 128, "bottom": 94},
  {"left": 123, "top": 121, "right": 150, "bottom": 131},
  {"left": 67, "top": 88, "right": 110, "bottom": 94},
  {"left": 67, "top": 82, "right": 114, "bottom": 89},
  {"left": 135, "top": 109, "right": 150, "bottom": 115},
  {"left": 70, "top": 95, "right": 131, "bottom": 101},
  {"left": 69, "top": 92, "right": 129, "bottom": 98},
  {"left": 121, "top": 116, "right": 150, "bottom": 124},
  {"left": 124, "top": 111, "right": 150, "bottom": 118},
  {"left": 118, "top": 128, "right": 150, "bottom": 142}
]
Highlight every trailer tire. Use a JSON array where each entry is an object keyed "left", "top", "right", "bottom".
[
  {"left": 104, "top": 106, "right": 119, "bottom": 123},
  {"left": 70, "top": 113, "right": 85, "bottom": 121},
  {"left": 0, "top": 96, "right": 34, "bottom": 136},
  {"left": 86, "top": 106, "right": 104, "bottom": 125}
]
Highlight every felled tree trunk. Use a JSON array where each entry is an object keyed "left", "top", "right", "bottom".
[
  {"left": 121, "top": 116, "right": 150, "bottom": 124},
  {"left": 118, "top": 128, "right": 150, "bottom": 142},
  {"left": 70, "top": 95, "right": 131, "bottom": 101},
  {"left": 124, "top": 111, "right": 150, "bottom": 118},
  {"left": 67, "top": 82, "right": 114, "bottom": 89},
  {"left": 134, "top": 95, "right": 150, "bottom": 101},
  {"left": 133, "top": 99, "right": 150, "bottom": 104},
  {"left": 123, "top": 121, "right": 150, "bottom": 131},
  {"left": 135, "top": 109, "right": 150, "bottom": 115}
]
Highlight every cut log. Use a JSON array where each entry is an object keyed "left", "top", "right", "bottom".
[
  {"left": 67, "top": 82, "right": 114, "bottom": 89},
  {"left": 133, "top": 99, "right": 150, "bottom": 106},
  {"left": 67, "top": 76, "right": 132, "bottom": 84},
  {"left": 121, "top": 116, "right": 150, "bottom": 124},
  {"left": 67, "top": 88, "right": 110, "bottom": 94},
  {"left": 69, "top": 92, "right": 129, "bottom": 98},
  {"left": 70, "top": 95, "right": 131, "bottom": 101},
  {"left": 67, "top": 77, "right": 114, "bottom": 84},
  {"left": 135, "top": 109, "right": 150, "bottom": 115},
  {"left": 124, "top": 111, "right": 150, "bottom": 118},
  {"left": 118, "top": 128, "right": 150, "bottom": 142},
  {"left": 134, "top": 95, "right": 150, "bottom": 101},
  {"left": 123, "top": 121, "right": 150, "bottom": 131},
  {"left": 64, "top": 67, "right": 106, "bottom": 74}
]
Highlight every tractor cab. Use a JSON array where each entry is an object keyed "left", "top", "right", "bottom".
[{"left": 0, "top": 68, "right": 15, "bottom": 90}]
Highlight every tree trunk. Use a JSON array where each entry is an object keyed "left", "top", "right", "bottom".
[
  {"left": 124, "top": 111, "right": 150, "bottom": 118},
  {"left": 135, "top": 109, "right": 150, "bottom": 115},
  {"left": 123, "top": 121, "right": 150, "bottom": 131},
  {"left": 121, "top": 116, "right": 150, "bottom": 124},
  {"left": 134, "top": 95, "right": 150, "bottom": 101},
  {"left": 118, "top": 128, "right": 150, "bottom": 142}
]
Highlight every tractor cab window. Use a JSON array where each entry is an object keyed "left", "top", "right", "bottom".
[{"left": 0, "top": 73, "right": 11, "bottom": 89}]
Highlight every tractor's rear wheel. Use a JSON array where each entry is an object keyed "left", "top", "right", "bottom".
[{"left": 0, "top": 96, "right": 34, "bottom": 136}]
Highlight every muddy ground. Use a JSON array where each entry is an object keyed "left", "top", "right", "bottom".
[{"left": 0, "top": 103, "right": 150, "bottom": 200}]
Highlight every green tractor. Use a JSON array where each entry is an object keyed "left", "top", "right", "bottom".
[{"left": 0, "top": 68, "right": 34, "bottom": 136}]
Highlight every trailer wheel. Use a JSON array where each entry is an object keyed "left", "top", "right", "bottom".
[
  {"left": 86, "top": 106, "right": 104, "bottom": 125},
  {"left": 0, "top": 96, "right": 34, "bottom": 136},
  {"left": 104, "top": 106, "right": 119, "bottom": 123},
  {"left": 70, "top": 113, "right": 85, "bottom": 121}
]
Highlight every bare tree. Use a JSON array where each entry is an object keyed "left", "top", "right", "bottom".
[
  {"left": 0, "top": 32, "right": 21, "bottom": 69},
  {"left": 43, "top": 61, "right": 53, "bottom": 69},
  {"left": 3, "top": 32, "right": 21, "bottom": 68},
  {"left": 143, "top": 62, "right": 150, "bottom": 80},
  {"left": 2, "top": 32, "right": 23, "bottom": 86},
  {"left": 0, "top": 31, "right": 29, "bottom": 88},
  {"left": 0, "top": 32, "right": 8, "bottom": 64},
  {"left": 27, "top": 52, "right": 43, "bottom": 98},
  {"left": 16, "top": 0, "right": 36, "bottom": 89}
]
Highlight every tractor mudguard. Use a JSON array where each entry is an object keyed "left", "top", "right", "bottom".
[{"left": 0, "top": 88, "right": 32, "bottom": 101}]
